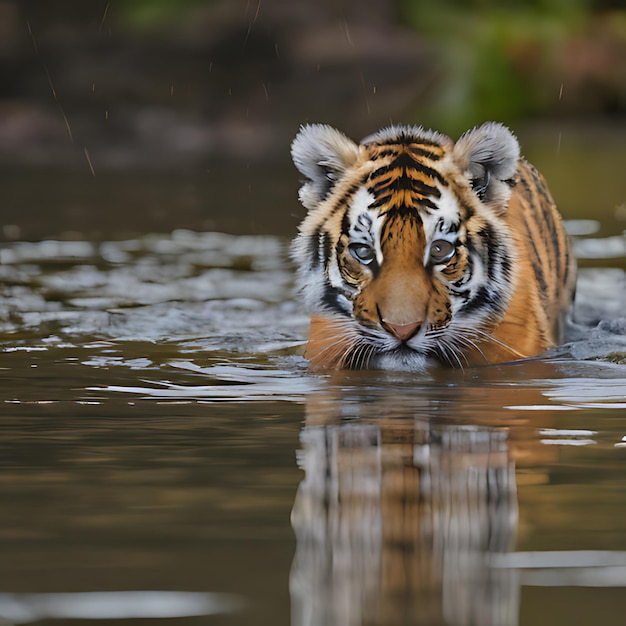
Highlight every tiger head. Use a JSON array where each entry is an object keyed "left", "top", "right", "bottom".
[{"left": 291, "top": 122, "right": 522, "bottom": 371}]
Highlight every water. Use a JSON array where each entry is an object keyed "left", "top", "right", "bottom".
[{"left": 2, "top": 160, "right": 626, "bottom": 625}]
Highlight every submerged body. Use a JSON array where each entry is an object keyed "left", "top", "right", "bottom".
[{"left": 291, "top": 122, "right": 576, "bottom": 371}]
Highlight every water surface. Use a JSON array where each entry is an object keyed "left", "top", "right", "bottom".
[{"left": 2, "top": 159, "right": 626, "bottom": 625}]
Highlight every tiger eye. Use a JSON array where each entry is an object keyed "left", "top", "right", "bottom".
[
  {"left": 348, "top": 242, "right": 376, "bottom": 265},
  {"left": 430, "top": 239, "right": 456, "bottom": 264}
]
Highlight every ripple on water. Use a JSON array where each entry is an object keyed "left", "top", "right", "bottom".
[
  {"left": 0, "top": 230, "right": 625, "bottom": 389},
  {"left": 92, "top": 361, "right": 320, "bottom": 402},
  {"left": 0, "top": 231, "right": 309, "bottom": 348},
  {"left": 0, "top": 590, "right": 243, "bottom": 622}
]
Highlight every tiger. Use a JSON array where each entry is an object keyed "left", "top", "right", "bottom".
[{"left": 290, "top": 122, "right": 577, "bottom": 371}]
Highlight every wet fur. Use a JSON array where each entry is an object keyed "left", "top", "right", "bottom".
[{"left": 291, "top": 123, "right": 577, "bottom": 371}]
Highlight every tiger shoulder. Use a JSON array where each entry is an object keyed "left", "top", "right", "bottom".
[{"left": 291, "top": 121, "right": 577, "bottom": 372}]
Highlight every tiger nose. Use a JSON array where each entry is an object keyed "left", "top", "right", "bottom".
[{"left": 382, "top": 321, "right": 422, "bottom": 341}]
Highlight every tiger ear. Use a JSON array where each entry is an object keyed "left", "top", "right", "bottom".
[
  {"left": 452, "top": 122, "right": 520, "bottom": 212},
  {"left": 291, "top": 124, "right": 359, "bottom": 210}
]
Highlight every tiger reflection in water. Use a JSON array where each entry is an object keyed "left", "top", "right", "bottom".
[{"left": 289, "top": 377, "right": 558, "bottom": 626}]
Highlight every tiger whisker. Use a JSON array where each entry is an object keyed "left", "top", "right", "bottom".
[
  {"left": 450, "top": 332, "right": 490, "bottom": 364},
  {"left": 338, "top": 338, "right": 364, "bottom": 369},
  {"left": 365, "top": 343, "right": 379, "bottom": 368},
  {"left": 458, "top": 325, "right": 526, "bottom": 360},
  {"left": 341, "top": 335, "right": 376, "bottom": 370},
  {"left": 436, "top": 335, "right": 467, "bottom": 369},
  {"left": 307, "top": 331, "right": 360, "bottom": 368}
]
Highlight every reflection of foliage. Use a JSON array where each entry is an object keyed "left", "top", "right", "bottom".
[
  {"left": 400, "top": 0, "right": 625, "bottom": 133},
  {"left": 113, "top": 0, "right": 213, "bottom": 29}
]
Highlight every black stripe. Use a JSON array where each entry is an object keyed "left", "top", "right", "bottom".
[
  {"left": 329, "top": 180, "right": 366, "bottom": 216},
  {"left": 340, "top": 205, "right": 351, "bottom": 238},
  {"left": 370, "top": 148, "right": 398, "bottom": 159},
  {"left": 544, "top": 204, "right": 561, "bottom": 289},
  {"left": 370, "top": 135, "right": 442, "bottom": 150},
  {"left": 368, "top": 158, "right": 447, "bottom": 188},
  {"left": 370, "top": 175, "right": 441, "bottom": 199},
  {"left": 461, "top": 285, "right": 505, "bottom": 316},
  {"left": 321, "top": 283, "right": 349, "bottom": 316},
  {"left": 450, "top": 287, "right": 471, "bottom": 303},
  {"left": 321, "top": 231, "right": 332, "bottom": 269},
  {"left": 307, "top": 226, "right": 323, "bottom": 270},
  {"left": 408, "top": 145, "right": 442, "bottom": 161},
  {"left": 476, "top": 225, "right": 500, "bottom": 281},
  {"left": 500, "top": 251, "right": 513, "bottom": 281}
]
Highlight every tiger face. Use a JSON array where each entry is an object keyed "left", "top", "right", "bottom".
[{"left": 291, "top": 122, "right": 575, "bottom": 371}]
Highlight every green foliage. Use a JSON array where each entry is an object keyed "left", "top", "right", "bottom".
[
  {"left": 400, "top": 0, "right": 592, "bottom": 134},
  {"left": 113, "top": 0, "right": 212, "bottom": 29}
]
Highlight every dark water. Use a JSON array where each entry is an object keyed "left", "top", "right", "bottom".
[{"left": 2, "top": 136, "right": 626, "bottom": 625}]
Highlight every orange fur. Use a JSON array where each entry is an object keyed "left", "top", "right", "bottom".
[
  {"left": 489, "top": 165, "right": 577, "bottom": 362},
  {"left": 306, "top": 315, "right": 357, "bottom": 370}
]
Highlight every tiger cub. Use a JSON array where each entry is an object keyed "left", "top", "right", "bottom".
[{"left": 291, "top": 122, "right": 576, "bottom": 371}]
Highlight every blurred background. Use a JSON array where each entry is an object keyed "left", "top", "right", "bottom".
[
  {"left": 0, "top": 0, "right": 625, "bottom": 240},
  {"left": 1, "top": 7, "right": 626, "bottom": 623}
]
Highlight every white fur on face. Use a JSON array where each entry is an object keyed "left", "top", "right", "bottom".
[{"left": 375, "top": 350, "right": 430, "bottom": 372}]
